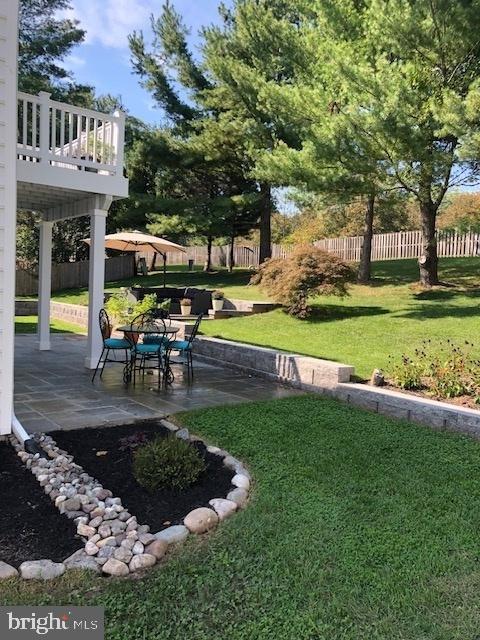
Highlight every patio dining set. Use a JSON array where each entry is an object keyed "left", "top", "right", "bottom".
[{"left": 91, "top": 308, "right": 203, "bottom": 388}]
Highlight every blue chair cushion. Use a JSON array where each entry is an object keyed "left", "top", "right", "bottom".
[
  {"left": 169, "top": 340, "right": 191, "bottom": 351},
  {"left": 104, "top": 338, "right": 130, "bottom": 349},
  {"left": 143, "top": 335, "right": 169, "bottom": 345},
  {"left": 134, "top": 343, "right": 164, "bottom": 354}
]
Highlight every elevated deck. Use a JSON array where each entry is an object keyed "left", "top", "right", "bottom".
[{"left": 16, "top": 91, "right": 128, "bottom": 217}]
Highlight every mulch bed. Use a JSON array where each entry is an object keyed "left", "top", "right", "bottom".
[
  {"left": 0, "top": 442, "right": 82, "bottom": 568},
  {"left": 51, "top": 421, "right": 235, "bottom": 533}
]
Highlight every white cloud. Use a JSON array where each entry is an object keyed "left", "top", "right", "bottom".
[
  {"left": 63, "top": 0, "right": 157, "bottom": 49},
  {"left": 65, "top": 54, "right": 86, "bottom": 67}
]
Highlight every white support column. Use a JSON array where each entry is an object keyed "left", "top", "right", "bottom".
[
  {"left": 85, "top": 206, "right": 107, "bottom": 369},
  {"left": 37, "top": 219, "right": 53, "bottom": 350}
]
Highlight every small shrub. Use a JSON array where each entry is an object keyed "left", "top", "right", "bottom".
[
  {"left": 132, "top": 435, "right": 206, "bottom": 491},
  {"left": 105, "top": 291, "right": 157, "bottom": 323},
  {"left": 212, "top": 290, "right": 224, "bottom": 300},
  {"left": 250, "top": 246, "right": 354, "bottom": 318}
]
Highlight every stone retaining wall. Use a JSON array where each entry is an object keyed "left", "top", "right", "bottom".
[
  {"left": 195, "top": 336, "right": 354, "bottom": 388},
  {"left": 333, "top": 383, "right": 480, "bottom": 437},
  {"left": 194, "top": 336, "right": 480, "bottom": 438},
  {"left": 50, "top": 302, "right": 89, "bottom": 328}
]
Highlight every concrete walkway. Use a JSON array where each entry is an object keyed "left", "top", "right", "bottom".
[{"left": 14, "top": 334, "right": 299, "bottom": 432}]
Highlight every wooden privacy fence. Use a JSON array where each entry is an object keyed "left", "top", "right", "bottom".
[
  {"left": 16, "top": 254, "right": 135, "bottom": 296},
  {"left": 150, "top": 230, "right": 480, "bottom": 268},
  {"left": 314, "top": 230, "right": 480, "bottom": 262}
]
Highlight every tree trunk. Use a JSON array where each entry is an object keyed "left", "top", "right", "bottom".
[
  {"left": 418, "top": 200, "right": 439, "bottom": 286},
  {"left": 228, "top": 234, "right": 235, "bottom": 273},
  {"left": 150, "top": 252, "right": 158, "bottom": 272},
  {"left": 259, "top": 183, "right": 272, "bottom": 264},
  {"left": 357, "top": 194, "right": 375, "bottom": 284},
  {"left": 204, "top": 235, "right": 213, "bottom": 272}
]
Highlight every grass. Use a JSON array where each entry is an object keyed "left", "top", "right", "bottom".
[
  {"left": 23, "top": 257, "right": 480, "bottom": 379},
  {"left": 2, "top": 395, "right": 480, "bottom": 639},
  {"left": 200, "top": 257, "right": 480, "bottom": 379},
  {"left": 14, "top": 316, "right": 86, "bottom": 334}
]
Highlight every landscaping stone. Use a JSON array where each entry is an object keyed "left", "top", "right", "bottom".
[
  {"left": 77, "top": 523, "right": 96, "bottom": 538},
  {"left": 209, "top": 498, "right": 238, "bottom": 521},
  {"left": 132, "top": 541, "right": 144, "bottom": 555},
  {"left": 61, "top": 497, "right": 81, "bottom": 512},
  {"left": 85, "top": 541, "right": 99, "bottom": 556},
  {"left": 129, "top": 553, "right": 156, "bottom": 572},
  {"left": 155, "top": 525, "right": 189, "bottom": 545},
  {"left": 102, "top": 558, "right": 129, "bottom": 577},
  {"left": 145, "top": 539, "right": 168, "bottom": 560},
  {"left": 98, "top": 523, "right": 112, "bottom": 538},
  {"left": 138, "top": 533, "right": 156, "bottom": 545},
  {"left": 175, "top": 428, "right": 189, "bottom": 440},
  {"left": 231, "top": 474, "right": 250, "bottom": 490},
  {"left": 114, "top": 547, "right": 133, "bottom": 563},
  {"left": 97, "top": 546, "right": 115, "bottom": 559},
  {"left": 0, "top": 561, "right": 18, "bottom": 579},
  {"left": 64, "top": 550, "right": 100, "bottom": 573},
  {"left": 227, "top": 488, "right": 249, "bottom": 508},
  {"left": 19, "top": 560, "right": 66, "bottom": 580},
  {"left": 184, "top": 508, "right": 219, "bottom": 534},
  {"left": 97, "top": 536, "right": 116, "bottom": 548}
]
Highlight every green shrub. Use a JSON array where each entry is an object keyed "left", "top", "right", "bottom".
[
  {"left": 250, "top": 246, "right": 354, "bottom": 318},
  {"left": 132, "top": 435, "right": 206, "bottom": 491},
  {"left": 105, "top": 290, "right": 157, "bottom": 323}
]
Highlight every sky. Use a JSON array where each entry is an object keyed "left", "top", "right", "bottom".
[{"left": 61, "top": 0, "right": 232, "bottom": 125}]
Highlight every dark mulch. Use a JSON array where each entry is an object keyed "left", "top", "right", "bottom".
[
  {"left": 0, "top": 442, "right": 82, "bottom": 568},
  {"left": 51, "top": 421, "right": 235, "bottom": 533}
]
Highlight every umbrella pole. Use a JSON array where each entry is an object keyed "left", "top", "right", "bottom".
[{"left": 163, "top": 253, "right": 167, "bottom": 288}]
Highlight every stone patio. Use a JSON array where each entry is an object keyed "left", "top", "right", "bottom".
[{"left": 14, "top": 334, "right": 299, "bottom": 432}]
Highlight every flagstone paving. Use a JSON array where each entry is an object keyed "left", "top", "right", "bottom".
[{"left": 14, "top": 334, "right": 299, "bottom": 432}]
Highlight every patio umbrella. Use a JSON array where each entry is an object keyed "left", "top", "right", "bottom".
[{"left": 85, "top": 230, "right": 186, "bottom": 286}]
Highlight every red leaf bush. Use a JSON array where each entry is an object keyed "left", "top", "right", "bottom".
[{"left": 250, "top": 246, "right": 354, "bottom": 318}]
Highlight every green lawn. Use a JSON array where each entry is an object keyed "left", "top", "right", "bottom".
[
  {"left": 201, "top": 257, "right": 480, "bottom": 379},
  {"left": 22, "top": 257, "right": 480, "bottom": 379},
  {"left": 3, "top": 395, "right": 480, "bottom": 639},
  {"left": 14, "top": 316, "right": 86, "bottom": 334}
]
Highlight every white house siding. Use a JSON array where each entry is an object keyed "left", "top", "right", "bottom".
[{"left": 0, "top": 0, "right": 18, "bottom": 434}]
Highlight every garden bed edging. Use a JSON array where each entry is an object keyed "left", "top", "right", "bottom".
[{"left": 1, "top": 421, "right": 251, "bottom": 580}]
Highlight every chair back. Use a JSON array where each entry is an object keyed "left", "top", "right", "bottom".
[
  {"left": 187, "top": 313, "right": 203, "bottom": 345},
  {"left": 132, "top": 312, "right": 167, "bottom": 347},
  {"left": 99, "top": 309, "right": 112, "bottom": 341}
]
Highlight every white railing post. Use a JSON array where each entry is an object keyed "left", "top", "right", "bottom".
[
  {"left": 113, "top": 109, "right": 125, "bottom": 177},
  {"left": 38, "top": 91, "right": 51, "bottom": 163}
]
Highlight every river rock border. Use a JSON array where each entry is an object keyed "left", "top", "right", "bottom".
[{"left": 2, "top": 419, "right": 251, "bottom": 580}]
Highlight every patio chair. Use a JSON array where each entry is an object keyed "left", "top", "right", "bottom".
[
  {"left": 92, "top": 309, "right": 131, "bottom": 382},
  {"left": 128, "top": 311, "right": 168, "bottom": 386},
  {"left": 167, "top": 313, "right": 203, "bottom": 380}
]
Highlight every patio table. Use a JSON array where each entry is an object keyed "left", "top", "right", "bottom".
[{"left": 117, "top": 324, "right": 178, "bottom": 385}]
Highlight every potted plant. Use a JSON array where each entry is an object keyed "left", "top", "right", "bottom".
[
  {"left": 212, "top": 290, "right": 225, "bottom": 311},
  {"left": 180, "top": 298, "right": 192, "bottom": 316}
]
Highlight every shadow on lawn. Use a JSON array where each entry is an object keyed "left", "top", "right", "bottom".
[
  {"left": 398, "top": 303, "right": 480, "bottom": 320},
  {"left": 308, "top": 304, "right": 389, "bottom": 322}
]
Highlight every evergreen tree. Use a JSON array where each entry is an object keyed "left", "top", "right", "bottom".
[
  {"left": 247, "top": 0, "right": 480, "bottom": 284},
  {"left": 128, "top": 1, "right": 262, "bottom": 270}
]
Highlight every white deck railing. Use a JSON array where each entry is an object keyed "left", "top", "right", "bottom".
[{"left": 17, "top": 91, "right": 125, "bottom": 178}]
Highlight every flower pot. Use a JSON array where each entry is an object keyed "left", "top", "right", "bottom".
[
  {"left": 212, "top": 298, "right": 224, "bottom": 311},
  {"left": 180, "top": 304, "right": 192, "bottom": 316}
]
